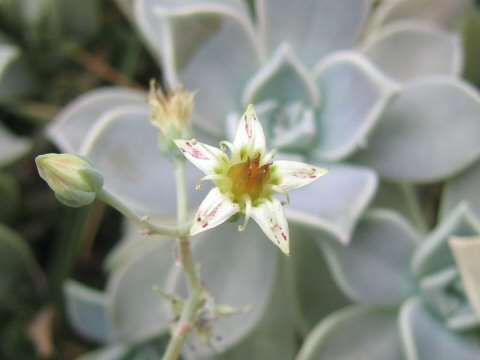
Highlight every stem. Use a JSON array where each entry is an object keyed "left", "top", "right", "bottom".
[
  {"left": 97, "top": 188, "right": 186, "bottom": 237},
  {"left": 161, "top": 158, "right": 205, "bottom": 360}
]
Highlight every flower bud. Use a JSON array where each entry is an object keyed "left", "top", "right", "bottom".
[
  {"left": 148, "top": 79, "right": 195, "bottom": 148},
  {"left": 35, "top": 153, "right": 103, "bottom": 207}
]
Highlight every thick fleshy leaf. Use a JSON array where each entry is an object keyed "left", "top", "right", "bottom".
[
  {"left": 196, "top": 262, "right": 296, "bottom": 360},
  {"left": 412, "top": 203, "right": 480, "bottom": 279},
  {"left": 167, "top": 222, "right": 278, "bottom": 357},
  {"left": 0, "top": 223, "right": 44, "bottom": 304},
  {"left": 174, "top": 139, "right": 224, "bottom": 175},
  {"left": 243, "top": 44, "right": 319, "bottom": 106},
  {"left": 297, "top": 305, "right": 402, "bottom": 360},
  {"left": 190, "top": 187, "right": 240, "bottom": 235},
  {"left": 256, "top": 0, "right": 371, "bottom": 68},
  {"left": 418, "top": 266, "right": 478, "bottom": 331},
  {"left": 64, "top": 281, "right": 110, "bottom": 343},
  {"left": 0, "top": 123, "right": 31, "bottom": 168},
  {"left": 251, "top": 198, "right": 289, "bottom": 254},
  {"left": 361, "top": 21, "right": 462, "bottom": 82},
  {"left": 76, "top": 345, "right": 130, "bottom": 360},
  {"left": 271, "top": 160, "right": 328, "bottom": 193},
  {"left": 371, "top": 180, "right": 428, "bottom": 234},
  {"left": 286, "top": 224, "right": 350, "bottom": 335},
  {"left": 313, "top": 52, "right": 399, "bottom": 161},
  {"left": 369, "top": 0, "right": 468, "bottom": 29},
  {"left": 351, "top": 77, "right": 480, "bottom": 183},
  {"left": 104, "top": 219, "right": 169, "bottom": 274},
  {"left": 400, "top": 297, "right": 480, "bottom": 360},
  {"left": 285, "top": 163, "right": 377, "bottom": 245},
  {"left": 449, "top": 237, "right": 480, "bottom": 319},
  {"left": 233, "top": 104, "right": 266, "bottom": 155},
  {"left": 47, "top": 87, "right": 146, "bottom": 153},
  {"left": 81, "top": 105, "right": 207, "bottom": 216},
  {"left": 0, "top": 42, "right": 19, "bottom": 80},
  {"left": 441, "top": 159, "right": 480, "bottom": 220},
  {"left": 135, "top": 0, "right": 260, "bottom": 135},
  {"left": 320, "top": 209, "right": 419, "bottom": 306},
  {"left": 107, "top": 237, "right": 174, "bottom": 342}
]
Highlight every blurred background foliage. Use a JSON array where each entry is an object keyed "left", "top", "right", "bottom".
[{"left": 0, "top": 0, "right": 480, "bottom": 359}]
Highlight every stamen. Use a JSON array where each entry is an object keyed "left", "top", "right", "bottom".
[
  {"left": 261, "top": 149, "right": 276, "bottom": 165},
  {"left": 195, "top": 174, "right": 231, "bottom": 190},
  {"left": 281, "top": 193, "right": 290, "bottom": 206},
  {"left": 238, "top": 195, "right": 252, "bottom": 232},
  {"left": 219, "top": 141, "right": 235, "bottom": 154}
]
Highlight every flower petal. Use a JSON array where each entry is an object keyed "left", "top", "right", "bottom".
[
  {"left": 233, "top": 105, "right": 267, "bottom": 156},
  {"left": 173, "top": 139, "right": 224, "bottom": 175},
  {"left": 190, "top": 188, "right": 240, "bottom": 236},
  {"left": 272, "top": 160, "right": 328, "bottom": 193},
  {"left": 251, "top": 198, "right": 289, "bottom": 255}
]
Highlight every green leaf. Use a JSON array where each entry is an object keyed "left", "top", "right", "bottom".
[{"left": 0, "top": 123, "right": 31, "bottom": 168}]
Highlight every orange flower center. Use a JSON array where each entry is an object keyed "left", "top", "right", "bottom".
[{"left": 226, "top": 156, "right": 271, "bottom": 202}]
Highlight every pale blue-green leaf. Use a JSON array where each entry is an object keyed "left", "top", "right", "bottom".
[
  {"left": 320, "top": 209, "right": 419, "bottom": 306},
  {"left": 47, "top": 87, "right": 146, "bottom": 153},
  {"left": 64, "top": 280, "right": 110, "bottom": 343},
  {"left": 441, "top": 159, "right": 480, "bottom": 220},
  {"left": 134, "top": 0, "right": 259, "bottom": 135},
  {"left": 167, "top": 223, "right": 278, "bottom": 357},
  {"left": 297, "top": 305, "right": 402, "bottom": 360},
  {"left": 0, "top": 123, "right": 31, "bottom": 168},
  {"left": 243, "top": 44, "right": 319, "bottom": 106},
  {"left": 351, "top": 77, "right": 480, "bottom": 183},
  {"left": 361, "top": 21, "right": 462, "bottom": 82},
  {"left": 81, "top": 105, "right": 206, "bottom": 216},
  {"left": 255, "top": 0, "right": 372, "bottom": 68},
  {"left": 104, "top": 218, "right": 170, "bottom": 273},
  {"left": 449, "top": 237, "right": 480, "bottom": 320},
  {"left": 400, "top": 297, "right": 480, "bottom": 360},
  {"left": 418, "top": 266, "right": 478, "bottom": 331},
  {"left": 371, "top": 181, "right": 428, "bottom": 234},
  {"left": 0, "top": 42, "right": 19, "bottom": 80},
  {"left": 313, "top": 51, "right": 398, "bottom": 161},
  {"left": 107, "top": 238, "right": 174, "bottom": 342},
  {"left": 412, "top": 203, "right": 480, "bottom": 279},
  {"left": 195, "top": 258, "right": 295, "bottom": 360},
  {"left": 286, "top": 224, "right": 350, "bottom": 335},
  {"left": 76, "top": 345, "right": 130, "bottom": 360},
  {"left": 369, "top": 0, "right": 468, "bottom": 29},
  {"left": 286, "top": 163, "right": 377, "bottom": 245}
]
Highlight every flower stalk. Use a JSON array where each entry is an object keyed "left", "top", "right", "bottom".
[{"left": 161, "top": 157, "right": 207, "bottom": 360}]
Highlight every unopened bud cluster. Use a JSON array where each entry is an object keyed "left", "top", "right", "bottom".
[{"left": 149, "top": 79, "right": 195, "bottom": 154}]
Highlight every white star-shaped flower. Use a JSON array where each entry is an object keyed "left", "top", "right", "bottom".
[{"left": 174, "top": 105, "right": 328, "bottom": 255}]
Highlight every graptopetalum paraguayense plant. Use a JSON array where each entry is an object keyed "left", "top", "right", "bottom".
[{"left": 38, "top": 0, "right": 480, "bottom": 359}]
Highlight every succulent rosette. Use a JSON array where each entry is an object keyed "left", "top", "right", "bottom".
[
  {"left": 297, "top": 203, "right": 480, "bottom": 360},
  {"left": 46, "top": 0, "right": 480, "bottom": 358}
]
